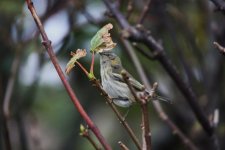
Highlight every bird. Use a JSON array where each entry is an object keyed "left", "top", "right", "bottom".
[{"left": 99, "top": 51, "right": 170, "bottom": 107}]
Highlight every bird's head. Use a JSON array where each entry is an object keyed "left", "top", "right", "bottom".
[{"left": 99, "top": 51, "right": 122, "bottom": 68}]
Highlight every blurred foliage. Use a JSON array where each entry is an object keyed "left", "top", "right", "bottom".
[{"left": 0, "top": 0, "right": 225, "bottom": 150}]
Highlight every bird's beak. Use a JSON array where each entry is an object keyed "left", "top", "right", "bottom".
[{"left": 99, "top": 52, "right": 104, "bottom": 56}]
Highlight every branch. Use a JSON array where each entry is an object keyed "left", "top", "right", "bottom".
[
  {"left": 90, "top": 52, "right": 95, "bottom": 74},
  {"left": 213, "top": 41, "right": 225, "bottom": 55},
  {"left": 121, "top": 71, "right": 152, "bottom": 150},
  {"left": 137, "top": 0, "right": 151, "bottom": 24},
  {"left": 80, "top": 124, "right": 102, "bottom": 150},
  {"left": 121, "top": 39, "right": 199, "bottom": 150},
  {"left": 118, "top": 141, "right": 130, "bottom": 150},
  {"left": 132, "top": 42, "right": 157, "bottom": 60},
  {"left": 126, "top": 0, "right": 133, "bottom": 19},
  {"left": 210, "top": 0, "right": 225, "bottom": 15},
  {"left": 102, "top": 0, "right": 213, "bottom": 136},
  {"left": 25, "top": 1, "right": 111, "bottom": 150},
  {"left": 3, "top": 52, "right": 21, "bottom": 119},
  {"left": 2, "top": 51, "right": 22, "bottom": 150},
  {"left": 91, "top": 79, "right": 142, "bottom": 150},
  {"left": 80, "top": 11, "right": 141, "bottom": 149}
]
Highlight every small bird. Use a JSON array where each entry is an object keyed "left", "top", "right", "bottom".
[{"left": 99, "top": 51, "right": 169, "bottom": 107}]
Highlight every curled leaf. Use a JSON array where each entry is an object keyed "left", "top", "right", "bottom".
[
  {"left": 90, "top": 23, "right": 116, "bottom": 53},
  {"left": 65, "top": 49, "right": 87, "bottom": 74}
]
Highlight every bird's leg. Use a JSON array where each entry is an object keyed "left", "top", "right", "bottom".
[
  {"left": 111, "top": 97, "right": 131, "bottom": 121},
  {"left": 122, "top": 108, "right": 130, "bottom": 121}
]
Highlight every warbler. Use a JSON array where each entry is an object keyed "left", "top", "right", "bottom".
[{"left": 99, "top": 51, "right": 169, "bottom": 107}]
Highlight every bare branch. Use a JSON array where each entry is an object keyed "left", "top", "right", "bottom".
[
  {"left": 137, "top": 0, "right": 151, "bottom": 24},
  {"left": 102, "top": 0, "right": 213, "bottom": 136},
  {"left": 91, "top": 79, "right": 142, "bottom": 150},
  {"left": 132, "top": 42, "right": 157, "bottom": 60},
  {"left": 118, "top": 141, "right": 130, "bottom": 150},
  {"left": 210, "top": 0, "right": 225, "bottom": 15},
  {"left": 121, "top": 38, "right": 199, "bottom": 150},
  {"left": 25, "top": 1, "right": 111, "bottom": 149},
  {"left": 121, "top": 71, "right": 152, "bottom": 150},
  {"left": 80, "top": 125, "right": 102, "bottom": 150},
  {"left": 214, "top": 41, "right": 225, "bottom": 55},
  {"left": 126, "top": 0, "right": 133, "bottom": 19},
  {"left": 3, "top": 52, "right": 21, "bottom": 119},
  {"left": 2, "top": 51, "right": 22, "bottom": 150}
]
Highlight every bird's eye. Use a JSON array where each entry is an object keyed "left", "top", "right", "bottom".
[
  {"left": 112, "top": 64, "right": 119, "bottom": 69},
  {"left": 109, "top": 56, "right": 115, "bottom": 60},
  {"left": 102, "top": 60, "right": 106, "bottom": 64}
]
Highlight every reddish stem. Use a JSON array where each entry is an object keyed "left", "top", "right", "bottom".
[
  {"left": 25, "top": 1, "right": 111, "bottom": 150},
  {"left": 90, "top": 52, "right": 95, "bottom": 74},
  {"left": 76, "top": 61, "right": 89, "bottom": 76}
]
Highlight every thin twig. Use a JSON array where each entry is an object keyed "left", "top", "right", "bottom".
[
  {"left": 102, "top": 0, "right": 213, "bottom": 136},
  {"left": 118, "top": 141, "right": 130, "bottom": 150},
  {"left": 126, "top": 0, "right": 133, "bottom": 19},
  {"left": 2, "top": 118, "right": 12, "bottom": 150},
  {"left": 79, "top": 10, "right": 141, "bottom": 149},
  {"left": 25, "top": 1, "right": 111, "bottom": 149},
  {"left": 210, "top": 0, "right": 225, "bottom": 15},
  {"left": 75, "top": 61, "right": 89, "bottom": 76},
  {"left": 80, "top": 125, "right": 102, "bottom": 150},
  {"left": 121, "top": 38, "right": 199, "bottom": 150},
  {"left": 91, "top": 79, "right": 142, "bottom": 150},
  {"left": 213, "top": 41, "right": 225, "bottom": 55},
  {"left": 2, "top": 51, "right": 22, "bottom": 150},
  {"left": 3, "top": 52, "right": 21, "bottom": 119},
  {"left": 90, "top": 52, "right": 95, "bottom": 74},
  {"left": 121, "top": 71, "right": 152, "bottom": 150},
  {"left": 137, "top": 0, "right": 151, "bottom": 24},
  {"left": 132, "top": 42, "right": 156, "bottom": 60}
]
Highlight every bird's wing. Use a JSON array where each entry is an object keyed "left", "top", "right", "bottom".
[{"left": 112, "top": 72, "right": 145, "bottom": 91}]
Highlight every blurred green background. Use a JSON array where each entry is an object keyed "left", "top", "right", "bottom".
[{"left": 1, "top": 0, "right": 225, "bottom": 150}]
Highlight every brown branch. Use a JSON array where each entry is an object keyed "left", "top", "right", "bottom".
[
  {"left": 102, "top": 0, "right": 213, "bottom": 136},
  {"left": 2, "top": 118, "right": 11, "bottom": 150},
  {"left": 126, "top": 0, "right": 133, "bottom": 19},
  {"left": 75, "top": 61, "right": 89, "bottom": 76},
  {"left": 121, "top": 39, "right": 199, "bottom": 150},
  {"left": 80, "top": 125, "right": 102, "bottom": 150},
  {"left": 137, "top": 0, "right": 151, "bottom": 24},
  {"left": 2, "top": 51, "right": 22, "bottom": 150},
  {"left": 210, "top": 0, "right": 225, "bottom": 15},
  {"left": 118, "top": 141, "right": 130, "bottom": 150},
  {"left": 91, "top": 79, "right": 142, "bottom": 150},
  {"left": 121, "top": 71, "right": 152, "bottom": 150},
  {"left": 80, "top": 9, "right": 141, "bottom": 149},
  {"left": 90, "top": 52, "right": 95, "bottom": 74},
  {"left": 25, "top": 1, "right": 111, "bottom": 150},
  {"left": 132, "top": 42, "right": 157, "bottom": 60},
  {"left": 3, "top": 52, "right": 21, "bottom": 119},
  {"left": 213, "top": 41, "right": 225, "bottom": 55}
]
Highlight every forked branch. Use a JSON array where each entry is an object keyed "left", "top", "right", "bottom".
[
  {"left": 121, "top": 71, "right": 152, "bottom": 150},
  {"left": 102, "top": 0, "right": 213, "bottom": 136},
  {"left": 25, "top": 1, "right": 111, "bottom": 149},
  {"left": 91, "top": 79, "right": 142, "bottom": 150}
]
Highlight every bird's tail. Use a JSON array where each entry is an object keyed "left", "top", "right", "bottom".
[
  {"left": 145, "top": 90, "right": 172, "bottom": 104},
  {"left": 154, "top": 95, "right": 172, "bottom": 104}
]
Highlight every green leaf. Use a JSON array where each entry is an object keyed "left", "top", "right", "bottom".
[{"left": 90, "top": 23, "right": 116, "bottom": 53}]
